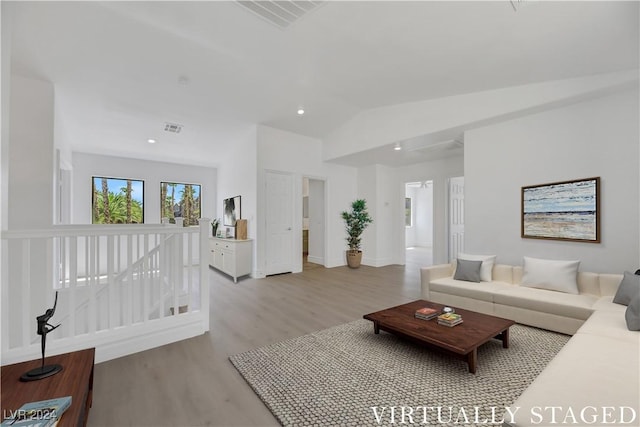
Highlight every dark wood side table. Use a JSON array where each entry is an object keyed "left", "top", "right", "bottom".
[{"left": 1, "top": 348, "right": 95, "bottom": 427}]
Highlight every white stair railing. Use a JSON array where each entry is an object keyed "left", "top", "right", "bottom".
[{"left": 1, "top": 219, "right": 210, "bottom": 365}]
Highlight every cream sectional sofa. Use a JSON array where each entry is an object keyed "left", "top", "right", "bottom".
[
  {"left": 420, "top": 262, "right": 640, "bottom": 427},
  {"left": 507, "top": 301, "right": 640, "bottom": 426},
  {"left": 420, "top": 262, "right": 622, "bottom": 335}
]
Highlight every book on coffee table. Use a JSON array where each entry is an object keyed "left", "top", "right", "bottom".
[
  {"left": 438, "top": 318, "right": 464, "bottom": 327},
  {"left": 415, "top": 307, "right": 439, "bottom": 320},
  {"left": 437, "top": 313, "right": 463, "bottom": 327}
]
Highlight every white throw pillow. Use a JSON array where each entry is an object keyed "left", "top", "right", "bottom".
[
  {"left": 521, "top": 256, "right": 580, "bottom": 294},
  {"left": 457, "top": 253, "right": 496, "bottom": 282}
]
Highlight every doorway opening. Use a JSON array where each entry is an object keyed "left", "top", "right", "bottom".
[
  {"left": 302, "top": 177, "right": 325, "bottom": 270},
  {"left": 405, "top": 181, "right": 434, "bottom": 268}
]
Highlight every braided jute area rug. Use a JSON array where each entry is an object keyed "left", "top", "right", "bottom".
[{"left": 230, "top": 319, "right": 569, "bottom": 427}]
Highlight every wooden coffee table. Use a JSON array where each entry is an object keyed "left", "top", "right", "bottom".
[{"left": 363, "top": 300, "right": 515, "bottom": 374}]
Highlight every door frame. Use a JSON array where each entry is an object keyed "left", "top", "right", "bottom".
[
  {"left": 302, "top": 175, "right": 327, "bottom": 269},
  {"left": 257, "top": 169, "right": 329, "bottom": 277},
  {"left": 402, "top": 180, "right": 435, "bottom": 265}
]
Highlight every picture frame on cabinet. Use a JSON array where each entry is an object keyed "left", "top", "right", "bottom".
[{"left": 223, "top": 195, "right": 241, "bottom": 226}]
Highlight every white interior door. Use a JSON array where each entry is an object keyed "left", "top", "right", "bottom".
[
  {"left": 265, "top": 171, "right": 294, "bottom": 275},
  {"left": 449, "top": 176, "right": 465, "bottom": 261}
]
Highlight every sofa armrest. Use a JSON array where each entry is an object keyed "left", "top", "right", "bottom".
[{"left": 420, "top": 264, "right": 454, "bottom": 299}]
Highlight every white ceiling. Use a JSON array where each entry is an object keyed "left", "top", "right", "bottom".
[{"left": 7, "top": 1, "right": 639, "bottom": 167}]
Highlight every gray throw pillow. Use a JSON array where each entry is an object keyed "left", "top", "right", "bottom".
[
  {"left": 625, "top": 294, "right": 640, "bottom": 331},
  {"left": 454, "top": 259, "right": 482, "bottom": 283},
  {"left": 613, "top": 271, "right": 640, "bottom": 306}
]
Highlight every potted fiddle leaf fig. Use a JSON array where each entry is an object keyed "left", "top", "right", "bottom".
[{"left": 341, "top": 199, "right": 373, "bottom": 268}]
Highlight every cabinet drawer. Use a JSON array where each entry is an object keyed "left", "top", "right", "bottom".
[{"left": 212, "top": 241, "right": 236, "bottom": 253}]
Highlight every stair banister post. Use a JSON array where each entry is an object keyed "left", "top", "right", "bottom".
[{"left": 198, "top": 218, "right": 210, "bottom": 332}]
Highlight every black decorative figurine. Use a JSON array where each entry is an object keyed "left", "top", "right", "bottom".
[{"left": 20, "top": 291, "right": 63, "bottom": 381}]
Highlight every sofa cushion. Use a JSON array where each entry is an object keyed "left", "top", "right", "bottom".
[
  {"left": 576, "top": 272, "right": 601, "bottom": 296},
  {"left": 625, "top": 294, "right": 640, "bottom": 331},
  {"left": 457, "top": 253, "right": 496, "bottom": 281},
  {"left": 521, "top": 256, "right": 580, "bottom": 294},
  {"left": 591, "top": 295, "right": 626, "bottom": 312},
  {"left": 453, "top": 258, "right": 482, "bottom": 282},
  {"left": 430, "top": 278, "right": 513, "bottom": 303},
  {"left": 510, "top": 334, "right": 639, "bottom": 427},
  {"left": 613, "top": 271, "right": 640, "bottom": 306},
  {"left": 494, "top": 286, "right": 596, "bottom": 320},
  {"left": 512, "top": 266, "right": 523, "bottom": 284},
  {"left": 577, "top": 309, "right": 638, "bottom": 342},
  {"left": 492, "top": 264, "right": 514, "bottom": 283}
]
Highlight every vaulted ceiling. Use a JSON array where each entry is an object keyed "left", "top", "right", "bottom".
[{"left": 6, "top": 1, "right": 639, "bottom": 167}]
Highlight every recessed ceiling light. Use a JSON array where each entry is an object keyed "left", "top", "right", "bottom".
[
  {"left": 297, "top": 109, "right": 305, "bottom": 115},
  {"left": 394, "top": 143, "right": 402, "bottom": 151},
  {"left": 147, "top": 139, "right": 157, "bottom": 144}
]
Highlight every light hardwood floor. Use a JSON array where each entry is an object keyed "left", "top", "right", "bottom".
[{"left": 87, "top": 258, "right": 425, "bottom": 426}]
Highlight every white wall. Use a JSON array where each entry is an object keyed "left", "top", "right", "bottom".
[
  {"left": 0, "top": 5, "right": 11, "bottom": 342},
  {"left": 256, "top": 126, "right": 464, "bottom": 270},
  {"left": 216, "top": 127, "right": 257, "bottom": 240},
  {"left": 257, "top": 125, "right": 357, "bottom": 275},
  {"left": 308, "top": 178, "right": 325, "bottom": 264},
  {"left": 415, "top": 185, "right": 433, "bottom": 247},
  {"left": 1, "top": 3, "right": 11, "bottom": 231},
  {"left": 356, "top": 165, "right": 378, "bottom": 263},
  {"left": 465, "top": 87, "right": 639, "bottom": 273},
  {"left": 324, "top": 71, "right": 638, "bottom": 162},
  {"left": 356, "top": 164, "right": 397, "bottom": 267},
  {"left": 71, "top": 152, "right": 216, "bottom": 224},
  {"left": 8, "top": 75, "right": 55, "bottom": 229},
  {"left": 358, "top": 159, "right": 460, "bottom": 267},
  {"left": 375, "top": 165, "right": 397, "bottom": 267},
  {"left": 4, "top": 73, "right": 55, "bottom": 342}
]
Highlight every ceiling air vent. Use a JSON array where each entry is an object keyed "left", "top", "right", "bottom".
[
  {"left": 410, "top": 140, "right": 463, "bottom": 153},
  {"left": 164, "top": 122, "right": 183, "bottom": 134},
  {"left": 236, "top": 0, "right": 325, "bottom": 29}
]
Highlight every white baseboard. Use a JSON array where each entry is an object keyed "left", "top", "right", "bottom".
[
  {"left": 362, "top": 256, "right": 394, "bottom": 267},
  {"left": 96, "top": 316, "right": 205, "bottom": 363},
  {"left": 1, "top": 313, "right": 208, "bottom": 365},
  {"left": 326, "top": 257, "right": 346, "bottom": 268},
  {"left": 306, "top": 255, "right": 324, "bottom": 265}
]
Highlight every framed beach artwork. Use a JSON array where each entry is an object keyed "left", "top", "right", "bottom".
[{"left": 521, "top": 177, "right": 600, "bottom": 243}]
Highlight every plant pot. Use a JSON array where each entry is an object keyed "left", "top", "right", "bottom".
[{"left": 346, "top": 250, "right": 363, "bottom": 268}]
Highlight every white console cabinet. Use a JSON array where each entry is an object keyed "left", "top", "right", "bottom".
[{"left": 209, "top": 238, "right": 253, "bottom": 283}]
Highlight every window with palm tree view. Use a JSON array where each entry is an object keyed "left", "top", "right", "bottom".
[
  {"left": 92, "top": 176, "right": 144, "bottom": 224},
  {"left": 160, "top": 182, "right": 201, "bottom": 227}
]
